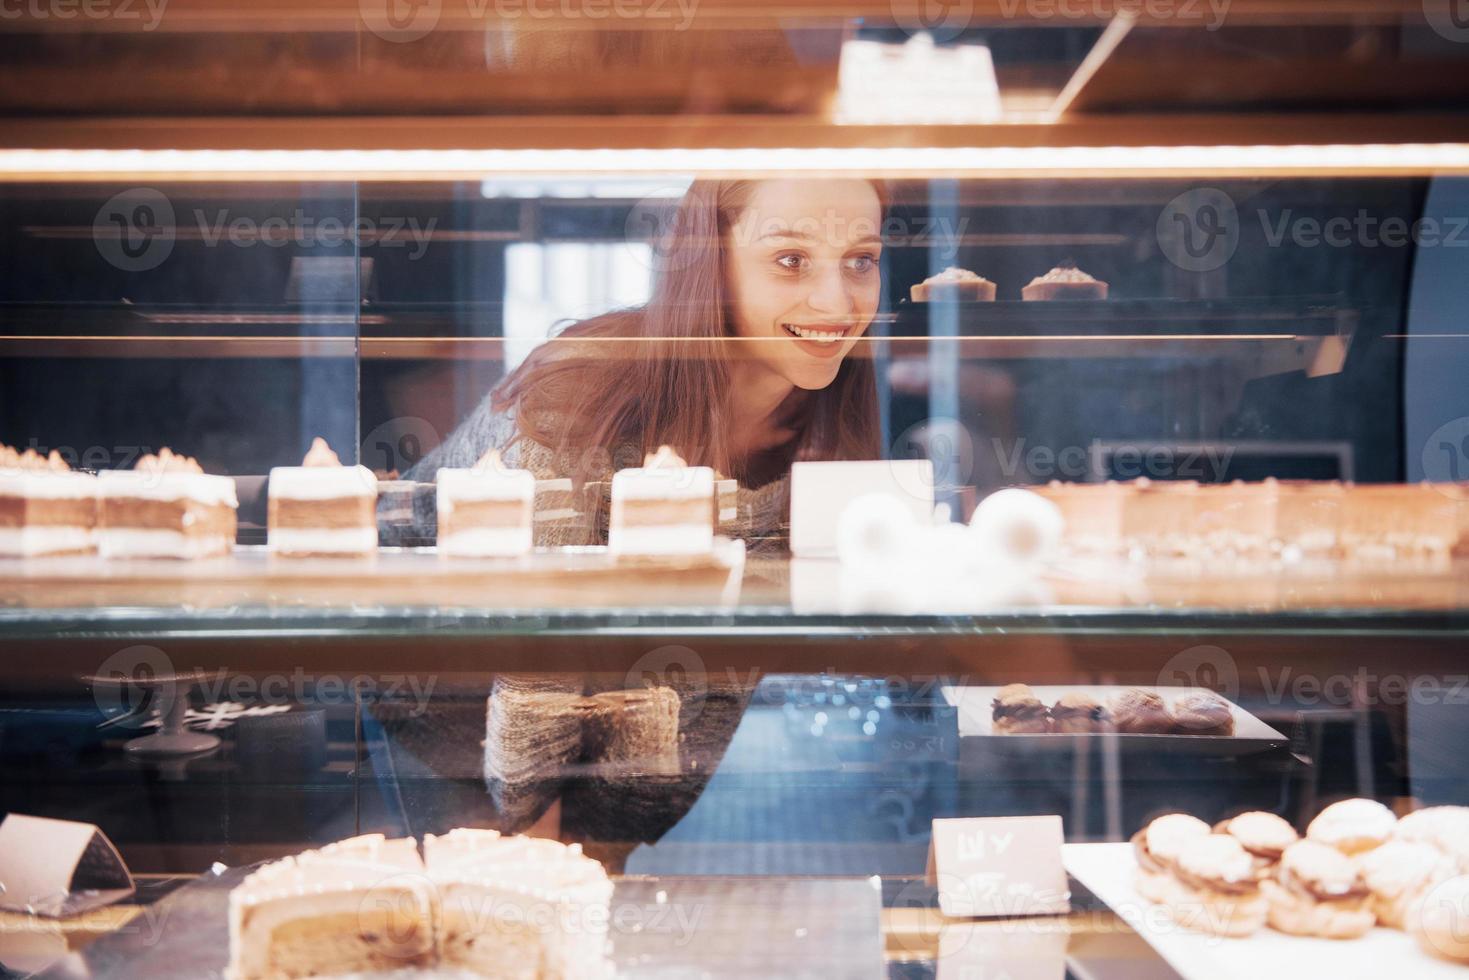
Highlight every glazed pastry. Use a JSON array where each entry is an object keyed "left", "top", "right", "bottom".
[
  {"left": 1262, "top": 840, "right": 1376, "bottom": 939},
  {"left": 1358, "top": 839, "right": 1456, "bottom": 929},
  {"left": 1021, "top": 260, "right": 1108, "bottom": 301},
  {"left": 1307, "top": 798, "right": 1398, "bottom": 855},
  {"left": 991, "top": 683, "right": 1051, "bottom": 734},
  {"left": 1215, "top": 811, "right": 1299, "bottom": 878},
  {"left": 1173, "top": 691, "right": 1236, "bottom": 736},
  {"left": 1050, "top": 692, "right": 1113, "bottom": 733},
  {"left": 1393, "top": 805, "right": 1469, "bottom": 871},
  {"left": 910, "top": 266, "right": 997, "bottom": 303},
  {"left": 1108, "top": 688, "right": 1175, "bottom": 734},
  {"left": 1133, "top": 813, "right": 1213, "bottom": 903},
  {"left": 1411, "top": 875, "right": 1469, "bottom": 963}
]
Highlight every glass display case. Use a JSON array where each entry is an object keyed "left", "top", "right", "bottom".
[{"left": 3, "top": 2, "right": 1469, "bottom": 978}]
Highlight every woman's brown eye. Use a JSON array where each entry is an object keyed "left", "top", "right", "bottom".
[{"left": 776, "top": 253, "right": 806, "bottom": 271}]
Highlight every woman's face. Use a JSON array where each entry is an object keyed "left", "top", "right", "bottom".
[{"left": 724, "top": 179, "right": 883, "bottom": 391}]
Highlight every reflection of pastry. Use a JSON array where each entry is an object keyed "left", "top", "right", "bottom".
[
  {"left": 1173, "top": 691, "right": 1236, "bottom": 735},
  {"left": 1412, "top": 876, "right": 1469, "bottom": 963},
  {"left": 991, "top": 683, "right": 1050, "bottom": 733},
  {"left": 483, "top": 675, "right": 591, "bottom": 831},
  {"left": 1050, "top": 692, "right": 1112, "bottom": 733},
  {"left": 1109, "top": 688, "right": 1174, "bottom": 734},
  {"left": 1262, "top": 840, "right": 1375, "bottom": 938},
  {"left": 1307, "top": 798, "right": 1397, "bottom": 855},
  {"left": 1021, "top": 260, "right": 1108, "bottom": 300},
  {"left": 1358, "top": 840, "right": 1455, "bottom": 929},
  {"left": 584, "top": 687, "right": 681, "bottom": 777},
  {"left": 1215, "top": 811, "right": 1298, "bottom": 878},
  {"left": 910, "top": 266, "right": 997, "bottom": 303}
]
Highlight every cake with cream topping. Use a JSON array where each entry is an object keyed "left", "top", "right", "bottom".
[
  {"left": 0, "top": 445, "right": 97, "bottom": 557},
  {"left": 436, "top": 449, "right": 535, "bottom": 557},
  {"left": 227, "top": 830, "right": 614, "bottom": 980},
  {"left": 910, "top": 266, "right": 996, "bottom": 302},
  {"left": 97, "top": 448, "right": 237, "bottom": 559},
  {"left": 608, "top": 445, "right": 714, "bottom": 556},
  {"left": 1021, "top": 261, "right": 1108, "bottom": 300},
  {"left": 268, "top": 437, "right": 378, "bottom": 558}
]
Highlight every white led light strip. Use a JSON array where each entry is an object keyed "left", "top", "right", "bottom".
[{"left": 2, "top": 144, "right": 1469, "bottom": 180}]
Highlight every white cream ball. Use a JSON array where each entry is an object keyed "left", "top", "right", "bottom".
[
  {"left": 835, "top": 492, "right": 920, "bottom": 567},
  {"left": 969, "top": 488, "right": 1064, "bottom": 565}
]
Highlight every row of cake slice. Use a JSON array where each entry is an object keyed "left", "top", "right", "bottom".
[
  {"left": 1035, "top": 477, "right": 1469, "bottom": 560},
  {"left": 227, "top": 828, "right": 613, "bottom": 980},
  {"left": 0, "top": 440, "right": 737, "bottom": 559}
]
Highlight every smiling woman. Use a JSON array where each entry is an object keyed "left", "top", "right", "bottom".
[{"left": 394, "top": 178, "right": 886, "bottom": 546}]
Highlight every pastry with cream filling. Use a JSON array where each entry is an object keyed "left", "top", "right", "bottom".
[
  {"left": 97, "top": 448, "right": 237, "bottom": 559},
  {"left": 268, "top": 437, "right": 378, "bottom": 558},
  {"left": 0, "top": 445, "right": 97, "bottom": 557}
]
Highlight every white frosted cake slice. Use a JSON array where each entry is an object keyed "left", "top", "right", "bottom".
[
  {"left": 268, "top": 437, "right": 378, "bottom": 558},
  {"left": 424, "top": 829, "right": 614, "bottom": 979},
  {"left": 97, "top": 448, "right": 237, "bottom": 559},
  {"left": 609, "top": 445, "right": 714, "bottom": 556},
  {"left": 226, "top": 834, "right": 435, "bottom": 980},
  {"left": 0, "top": 446, "right": 97, "bottom": 557},
  {"left": 436, "top": 449, "right": 535, "bottom": 558}
]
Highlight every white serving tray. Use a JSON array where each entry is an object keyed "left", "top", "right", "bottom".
[
  {"left": 942, "top": 686, "right": 1287, "bottom": 757},
  {"left": 1063, "top": 842, "right": 1464, "bottom": 980}
]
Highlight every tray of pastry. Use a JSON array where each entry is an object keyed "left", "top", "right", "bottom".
[
  {"left": 942, "top": 685, "right": 1288, "bottom": 756},
  {"left": 1062, "top": 800, "right": 1469, "bottom": 980},
  {"left": 887, "top": 296, "right": 1350, "bottom": 337}
]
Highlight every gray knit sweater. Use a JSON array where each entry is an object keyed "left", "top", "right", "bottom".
[{"left": 384, "top": 394, "right": 790, "bottom": 548}]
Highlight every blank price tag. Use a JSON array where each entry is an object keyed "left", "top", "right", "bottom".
[{"left": 927, "top": 816, "right": 1071, "bottom": 919}]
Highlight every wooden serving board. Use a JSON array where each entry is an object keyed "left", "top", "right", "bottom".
[
  {"left": 0, "top": 542, "right": 744, "bottom": 611},
  {"left": 40, "top": 868, "right": 884, "bottom": 979}
]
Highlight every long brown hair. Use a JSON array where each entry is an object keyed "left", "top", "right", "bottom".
[{"left": 492, "top": 179, "right": 883, "bottom": 485}]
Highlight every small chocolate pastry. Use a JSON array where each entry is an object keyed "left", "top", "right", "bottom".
[
  {"left": 991, "top": 683, "right": 1051, "bottom": 734},
  {"left": 1215, "top": 811, "right": 1299, "bottom": 878},
  {"left": 1108, "top": 688, "right": 1175, "bottom": 734},
  {"left": 1173, "top": 691, "right": 1236, "bottom": 735},
  {"left": 1050, "top": 692, "right": 1113, "bottom": 733}
]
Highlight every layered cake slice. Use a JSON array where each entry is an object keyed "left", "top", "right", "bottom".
[
  {"left": 97, "top": 448, "right": 237, "bottom": 559},
  {"left": 423, "top": 829, "right": 614, "bottom": 979},
  {"left": 608, "top": 445, "right": 714, "bottom": 556},
  {"left": 1272, "top": 479, "right": 1344, "bottom": 555},
  {"left": 226, "top": 834, "right": 436, "bottom": 980},
  {"left": 268, "top": 437, "right": 378, "bottom": 558},
  {"left": 1021, "top": 260, "right": 1108, "bottom": 300},
  {"left": 0, "top": 446, "right": 97, "bottom": 557},
  {"left": 534, "top": 477, "right": 581, "bottom": 541},
  {"left": 436, "top": 449, "right": 535, "bottom": 557},
  {"left": 714, "top": 474, "right": 740, "bottom": 535},
  {"left": 1193, "top": 481, "right": 1276, "bottom": 556},
  {"left": 1121, "top": 479, "right": 1201, "bottom": 556}
]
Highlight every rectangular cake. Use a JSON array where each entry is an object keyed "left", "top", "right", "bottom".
[
  {"left": 0, "top": 446, "right": 97, "bottom": 557},
  {"left": 1192, "top": 481, "right": 1276, "bottom": 556},
  {"left": 608, "top": 445, "right": 714, "bottom": 556},
  {"left": 268, "top": 437, "right": 378, "bottom": 558},
  {"left": 227, "top": 834, "right": 435, "bottom": 980},
  {"left": 1031, "top": 480, "right": 1127, "bottom": 554},
  {"left": 436, "top": 449, "right": 534, "bottom": 558},
  {"left": 97, "top": 448, "right": 237, "bottom": 559},
  {"left": 1120, "top": 479, "right": 1200, "bottom": 557},
  {"left": 1340, "top": 482, "right": 1459, "bottom": 559},
  {"left": 1272, "top": 479, "right": 1344, "bottom": 555}
]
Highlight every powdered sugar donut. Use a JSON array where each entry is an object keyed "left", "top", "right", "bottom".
[{"left": 969, "top": 488, "right": 1063, "bottom": 565}]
